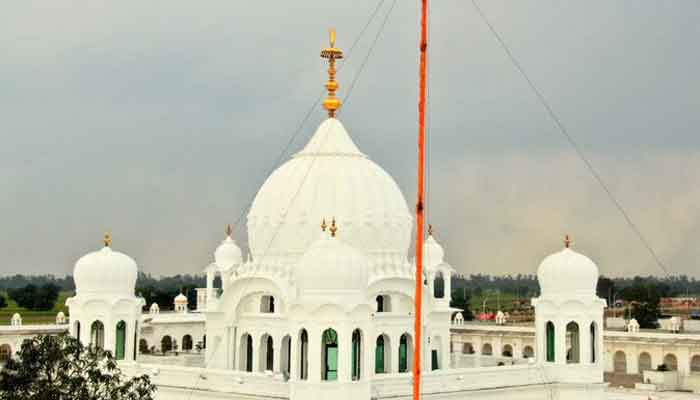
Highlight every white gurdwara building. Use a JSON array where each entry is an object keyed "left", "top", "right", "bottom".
[{"left": 66, "top": 32, "right": 607, "bottom": 400}]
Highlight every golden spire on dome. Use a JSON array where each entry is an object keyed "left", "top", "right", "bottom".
[
  {"left": 321, "top": 218, "right": 328, "bottom": 232},
  {"left": 329, "top": 218, "right": 338, "bottom": 237},
  {"left": 320, "top": 29, "right": 344, "bottom": 118},
  {"left": 103, "top": 232, "right": 112, "bottom": 247},
  {"left": 226, "top": 224, "right": 233, "bottom": 238},
  {"left": 428, "top": 224, "right": 434, "bottom": 236},
  {"left": 564, "top": 234, "right": 573, "bottom": 249}
]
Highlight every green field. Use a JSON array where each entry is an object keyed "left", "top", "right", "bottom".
[
  {"left": 467, "top": 290, "right": 531, "bottom": 313},
  {"left": 0, "top": 291, "right": 72, "bottom": 326}
]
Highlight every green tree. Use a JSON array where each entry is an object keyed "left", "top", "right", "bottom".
[
  {"left": 0, "top": 334, "right": 156, "bottom": 400},
  {"left": 450, "top": 289, "right": 475, "bottom": 320},
  {"left": 0, "top": 295, "right": 6, "bottom": 309},
  {"left": 7, "top": 283, "right": 60, "bottom": 311}
]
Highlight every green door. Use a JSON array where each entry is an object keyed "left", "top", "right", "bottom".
[
  {"left": 325, "top": 345, "right": 338, "bottom": 380},
  {"left": 431, "top": 350, "right": 439, "bottom": 371},
  {"left": 399, "top": 336, "right": 408, "bottom": 372},
  {"left": 375, "top": 336, "right": 385, "bottom": 373},
  {"left": 115, "top": 321, "right": 126, "bottom": 360}
]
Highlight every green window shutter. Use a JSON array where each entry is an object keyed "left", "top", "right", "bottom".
[
  {"left": 546, "top": 322, "right": 555, "bottom": 362},
  {"left": 375, "top": 337, "right": 385, "bottom": 373},
  {"left": 115, "top": 321, "right": 126, "bottom": 360}
]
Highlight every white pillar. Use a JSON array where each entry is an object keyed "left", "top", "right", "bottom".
[
  {"left": 445, "top": 272, "right": 452, "bottom": 303},
  {"left": 290, "top": 334, "right": 298, "bottom": 380},
  {"left": 580, "top": 320, "right": 591, "bottom": 365},
  {"left": 308, "top": 330, "right": 321, "bottom": 382},
  {"left": 273, "top": 335, "right": 282, "bottom": 373},
  {"left": 338, "top": 329, "right": 350, "bottom": 382},
  {"left": 556, "top": 321, "right": 567, "bottom": 365},
  {"left": 206, "top": 270, "right": 214, "bottom": 306}
]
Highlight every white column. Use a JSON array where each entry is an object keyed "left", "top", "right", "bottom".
[
  {"left": 290, "top": 334, "right": 299, "bottom": 380},
  {"left": 338, "top": 329, "right": 350, "bottom": 382},
  {"left": 206, "top": 270, "right": 214, "bottom": 306},
  {"left": 273, "top": 336, "right": 282, "bottom": 373},
  {"left": 580, "top": 320, "right": 591, "bottom": 365},
  {"left": 308, "top": 330, "right": 321, "bottom": 382},
  {"left": 251, "top": 334, "right": 258, "bottom": 372},
  {"left": 445, "top": 272, "right": 452, "bottom": 303},
  {"left": 556, "top": 321, "right": 567, "bottom": 365}
]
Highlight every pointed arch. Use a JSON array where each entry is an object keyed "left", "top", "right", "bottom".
[
  {"left": 90, "top": 320, "right": 105, "bottom": 349},
  {"left": 321, "top": 328, "right": 338, "bottom": 381},
  {"left": 239, "top": 333, "right": 253, "bottom": 372},
  {"left": 545, "top": 321, "right": 555, "bottom": 362},
  {"left": 115, "top": 320, "right": 126, "bottom": 360},
  {"left": 566, "top": 321, "right": 580, "bottom": 364},
  {"left": 298, "top": 329, "right": 308, "bottom": 380},
  {"left": 351, "top": 329, "right": 362, "bottom": 381},
  {"left": 182, "top": 334, "right": 193, "bottom": 351},
  {"left": 399, "top": 333, "right": 413, "bottom": 373},
  {"left": 375, "top": 334, "right": 391, "bottom": 373},
  {"left": 590, "top": 322, "right": 598, "bottom": 363}
]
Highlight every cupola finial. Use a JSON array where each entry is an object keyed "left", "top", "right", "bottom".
[
  {"left": 226, "top": 224, "right": 233, "bottom": 238},
  {"left": 320, "top": 29, "right": 343, "bottom": 118},
  {"left": 428, "top": 224, "right": 434, "bottom": 236},
  {"left": 564, "top": 234, "right": 573, "bottom": 248},
  {"left": 321, "top": 218, "right": 327, "bottom": 232},
  {"left": 330, "top": 218, "right": 338, "bottom": 237},
  {"left": 103, "top": 232, "right": 112, "bottom": 247}
]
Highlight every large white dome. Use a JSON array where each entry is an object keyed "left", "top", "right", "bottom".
[
  {"left": 537, "top": 247, "right": 599, "bottom": 298},
  {"left": 73, "top": 246, "right": 138, "bottom": 296},
  {"left": 247, "top": 118, "right": 412, "bottom": 261}
]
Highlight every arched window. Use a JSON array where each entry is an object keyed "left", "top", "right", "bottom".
[
  {"left": 590, "top": 322, "right": 597, "bottom": 363},
  {"left": 352, "top": 329, "right": 362, "bottom": 381},
  {"left": 566, "top": 322, "right": 580, "bottom": 364},
  {"left": 431, "top": 336, "right": 442, "bottom": 370},
  {"left": 523, "top": 345, "right": 534, "bottom": 359},
  {"left": 91, "top": 321, "right": 105, "bottom": 350},
  {"left": 260, "top": 334, "right": 273, "bottom": 372},
  {"left": 161, "top": 335, "right": 173, "bottom": 353},
  {"left": 545, "top": 322, "right": 555, "bottom": 362},
  {"left": 238, "top": 333, "right": 253, "bottom": 372},
  {"left": 502, "top": 344, "right": 513, "bottom": 357},
  {"left": 299, "top": 330, "right": 308, "bottom": 380},
  {"left": 375, "top": 335, "right": 391, "bottom": 373},
  {"left": 322, "top": 329, "right": 338, "bottom": 381},
  {"left": 203, "top": 335, "right": 206, "bottom": 349},
  {"left": 74, "top": 320, "right": 81, "bottom": 342},
  {"left": 0, "top": 344, "right": 12, "bottom": 363},
  {"left": 691, "top": 355, "right": 700, "bottom": 373},
  {"left": 280, "top": 335, "right": 291, "bottom": 376},
  {"left": 399, "top": 333, "right": 413, "bottom": 373},
  {"left": 433, "top": 272, "right": 445, "bottom": 298},
  {"left": 182, "top": 334, "right": 193, "bottom": 351},
  {"left": 260, "top": 295, "right": 275, "bottom": 313},
  {"left": 613, "top": 351, "right": 627, "bottom": 373},
  {"left": 376, "top": 296, "right": 384, "bottom": 312},
  {"left": 115, "top": 321, "right": 126, "bottom": 360},
  {"left": 133, "top": 321, "right": 138, "bottom": 360},
  {"left": 481, "top": 343, "right": 493, "bottom": 356},
  {"left": 462, "top": 342, "right": 475, "bottom": 354},
  {"left": 664, "top": 353, "right": 678, "bottom": 371},
  {"left": 638, "top": 352, "right": 652, "bottom": 373}
]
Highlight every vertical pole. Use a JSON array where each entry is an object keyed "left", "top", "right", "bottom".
[{"left": 413, "top": 1, "right": 428, "bottom": 399}]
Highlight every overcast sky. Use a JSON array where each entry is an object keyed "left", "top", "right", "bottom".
[{"left": 2, "top": 1, "right": 699, "bottom": 278}]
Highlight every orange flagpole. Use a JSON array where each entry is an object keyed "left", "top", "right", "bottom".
[{"left": 413, "top": 1, "right": 428, "bottom": 399}]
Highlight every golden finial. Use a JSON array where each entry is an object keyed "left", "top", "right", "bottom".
[
  {"left": 226, "top": 224, "right": 233, "bottom": 238},
  {"left": 564, "top": 234, "right": 573, "bottom": 249},
  {"left": 103, "top": 232, "right": 112, "bottom": 247},
  {"left": 428, "top": 224, "right": 434, "bottom": 236},
  {"left": 320, "top": 29, "right": 344, "bottom": 118},
  {"left": 329, "top": 218, "right": 338, "bottom": 237},
  {"left": 321, "top": 218, "right": 328, "bottom": 232}
]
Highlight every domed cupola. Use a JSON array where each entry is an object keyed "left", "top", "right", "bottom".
[
  {"left": 73, "top": 233, "right": 138, "bottom": 296},
  {"left": 537, "top": 236, "right": 599, "bottom": 298},
  {"left": 293, "top": 219, "right": 369, "bottom": 301},
  {"left": 214, "top": 225, "right": 243, "bottom": 270},
  {"left": 423, "top": 226, "right": 445, "bottom": 271}
]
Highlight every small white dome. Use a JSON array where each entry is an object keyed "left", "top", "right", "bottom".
[
  {"left": 294, "top": 233, "right": 369, "bottom": 295},
  {"left": 73, "top": 245, "right": 138, "bottom": 296},
  {"left": 150, "top": 302, "right": 160, "bottom": 313},
  {"left": 56, "top": 311, "right": 66, "bottom": 324},
  {"left": 174, "top": 293, "right": 188, "bottom": 304},
  {"left": 423, "top": 234, "right": 445, "bottom": 270},
  {"left": 537, "top": 247, "right": 599, "bottom": 298},
  {"left": 10, "top": 313, "right": 22, "bottom": 326},
  {"left": 214, "top": 233, "right": 242, "bottom": 270}
]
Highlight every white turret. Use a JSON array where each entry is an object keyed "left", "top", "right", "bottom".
[
  {"left": 532, "top": 236, "right": 606, "bottom": 383},
  {"left": 174, "top": 293, "right": 188, "bottom": 313},
  {"left": 66, "top": 233, "right": 145, "bottom": 361},
  {"left": 149, "top": 302, "right": 160, "bottom": 315},
  {"left": 10, "top": 313, "right": 22, "bottom": 327}
]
